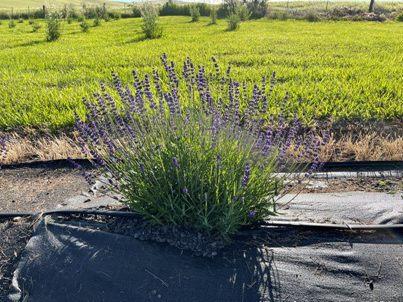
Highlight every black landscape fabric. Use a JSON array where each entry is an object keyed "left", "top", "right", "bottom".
[{"left": 6, "top": 192, "right": 403, "bottom": 302}]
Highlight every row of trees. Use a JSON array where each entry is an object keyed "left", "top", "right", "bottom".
[
  {"left": 1, "top": 0, "right": 268, "bottom": 21},
  {"left": 158, "top": 0, "right": 267, "bottom": 20}
]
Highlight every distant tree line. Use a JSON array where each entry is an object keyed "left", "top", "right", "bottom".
[{"left": 0, "top": 0, "right": 268, "bottom": 21}]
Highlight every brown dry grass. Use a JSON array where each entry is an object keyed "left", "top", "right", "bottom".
[
  {"left": 321, "top": 133, "right": 403, "bottom": 161},
  {"left": 1, "top": 133, "right": 82, "bottom": 164},
  {"left": 0, "top": 131, "right": 402, "bottom": 165}
]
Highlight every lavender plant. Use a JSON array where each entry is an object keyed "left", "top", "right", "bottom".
[{"left": 75, "top": 54, "right": 327, "bottom": 238}]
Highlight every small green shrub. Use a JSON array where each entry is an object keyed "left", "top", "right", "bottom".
[
  {"left": 18, "top": 18, "right": 24, "bottom": 23},
  {"left": 46, "top": 14, "right": 61, "bottom": 41},
  {"left": 67, "top": 17, "right": 73, "bottom": 24},
  {"left": 28, "top": 19, "right": 35, "bottom": 25},
  {"left": 80, "top": 18, "right": 90, "bottom": 32},
  {"left": 132, "top": 6, "right": 142, "bottom": 18},
  {"left": 77, "top": 15, "right": 85, "bottom": 22},
  {"left": 190, "top": 4, "right": 200, "bottom": 22},
  {"left": 396, "top": 12, "right": 403, "bottom": 22},
  {"left": 279, "top": 12, "right": 288, "bottom": 20},
  {"left": 269, "top": 11, "right": 288, "bottom": 20},
  {"left": 32, "top": 22, "right": 41, "bottom": 32},
  {"left": 247, "top": 0, "right": 267, "bottom": 19},
  {"left": 306, "top": 12, "right": 320, "bottom": 22},
  {"left": 141, "top": 2, "right": 163, "bottom": 39},
  {"left": 227, "top": 13, "right": 241, "bottom": 31},
  {"left": 93, "top": 16, "right": 101, "bottom": 27},
  {"left": 113, "top": 12, "right": 121, "bottom": 20},
  {"left": 8, "top": 19, "right": 16, "bottom": 28},
  {"left": 236, "top": 4, "right": 251, "bottom": 21},
  {"left": 210, "top": 7, "right": 217, "bottom": 24}
]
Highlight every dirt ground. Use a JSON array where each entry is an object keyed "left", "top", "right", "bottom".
[
  {"left": 0, "top": 167, "right": 90, "bottom": 213},
  {"left": 0, "top": 166, "right": 401, "bottom": 214}
]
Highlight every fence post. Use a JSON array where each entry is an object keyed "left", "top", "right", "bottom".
[
  {"left": 368, "top": 0, "right": 375, "bottom": 12},
  {"left": 43, "top": 5, "right": 46, "bottom": 18}
]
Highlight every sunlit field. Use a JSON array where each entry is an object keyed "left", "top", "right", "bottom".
[{"left": 0, "top": 16, "right": 402, "bottom": 131}]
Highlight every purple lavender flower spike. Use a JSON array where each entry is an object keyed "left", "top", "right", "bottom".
[
  {"left": 139, "top": 163, "right": 145, "bottom": 174},
  {"left": 172, "top": 157, "right": 179, "bottom": 169},
  {"left": 217, "top": 154, "right": 222, "bottom": 169},
  {"left": 247, "top": 210, "right": 257, "bottom": 219},
  {"left": 242, "top": 163, "right": 250, "bottom": 188}
]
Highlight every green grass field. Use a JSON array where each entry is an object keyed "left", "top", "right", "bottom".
[{"left": 0, "top": 16, "right": 402, "bottom": 131}]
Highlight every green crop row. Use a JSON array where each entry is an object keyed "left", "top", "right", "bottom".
[{"left": 0, "top": 17, "right": 402, "bottom": 131}]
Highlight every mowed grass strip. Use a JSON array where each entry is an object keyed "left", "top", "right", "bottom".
[{"left": 0, "top": 17, "right": 402, "bottom": 131}]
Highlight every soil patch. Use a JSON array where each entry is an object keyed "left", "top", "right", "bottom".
[
  {"left": 0, "top": 167, "right": 90, "bottom": 213},
  {"left": 0, "top": 167, "right": 401, "bottom": 213},
  {"left": 293, "top": 176, "right": 402, "bottom": 194}
]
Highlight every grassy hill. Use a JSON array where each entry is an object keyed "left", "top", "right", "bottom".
[{"left": 0, "top": 0, "right": 124, "bottom": 11}]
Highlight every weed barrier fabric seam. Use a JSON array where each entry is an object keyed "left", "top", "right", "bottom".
[
  {"left": 1, "top": 159, "right": 402, "bottom": 172},
  {"left": 1, "top": 210, "right": 403, "bottom": 230}
]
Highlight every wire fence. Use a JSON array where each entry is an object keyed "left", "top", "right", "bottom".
[{"left": 0, "top": 0, "right": 401, "bottom": 20}]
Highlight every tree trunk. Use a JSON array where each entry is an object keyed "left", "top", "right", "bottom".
[{"left": 369, "top": 0, "right": 375, "bottom": 13}]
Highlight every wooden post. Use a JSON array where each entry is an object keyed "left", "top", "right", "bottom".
[
  {"left": 43, "top": 5, "right": 46, "bottom": 17},
  {"left": 369, "top": 0, "right": 375, "bottom": 12}
]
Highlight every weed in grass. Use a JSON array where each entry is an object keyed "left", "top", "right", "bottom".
[
  {"left": 305, "top": 12, "right": 321, "bottom": 22},
  {"left": 32, "top": 22, "right": 41, "bottom": 33},
  {"left": 93, "top": 16, "right": 101, "bottom": 27},
  {"left": 141, "top": 2, "right": 162, "bottom": 39},
  {"left": 227, "top": 12, "right": 241, "bottom": 30},
  {"left": 74, "top": 54, "right": 328, "bottom": 238},
  {"left": 46, "top": 13, "right": 61, "bottom": 41},
  {"left": 80, "top": 18, "right": 90, "bottom": 32},
  {"left": 113, "top": 12, "right": 121, "bottom": 20},
  {"left": 190, "top": 4, "right": 201, "bottom": 22},
  {"left": 8, "top": 19, "right": 15, "bottom": 28}
]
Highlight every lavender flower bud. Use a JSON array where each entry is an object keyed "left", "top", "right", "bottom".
[
  {"left": 172, "top": 157, "right": 179, "bottom": 169},
  {"left": 247, "top": 210, "right": 257, "bottom": 219},
  {"left": 242, "top": 163, "right": 250, "bottom": 188}
]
